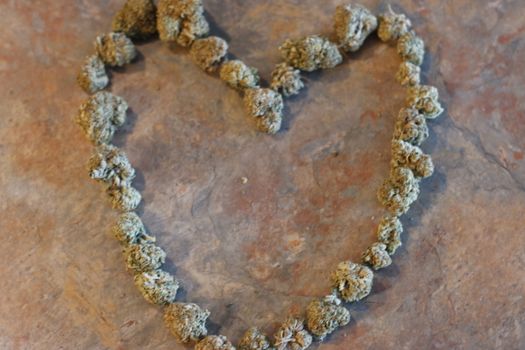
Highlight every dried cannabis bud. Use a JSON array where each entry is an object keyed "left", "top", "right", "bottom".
[
  {"left": 279, "top": 35, "right": 342, "bottom": 72},
  {"left": 256, "top": 114, "right": 282, "bottom": 135},
  {"left": 190, "top": 36, "right": 228, "bottom": 72},
  {"left": 164, "top": 303, "right": 210, "bottom": 343},
  {"left": 274, "top": 318, "right": 312, "bottom": 350},
  {"left": 391, "top": 139, "right": 434, "bottom": 178},
  {"left": 195, "top": 335, "right": 236, "bottom": 350},
  {"left": 333, "top": 4, "right": 378, "bottom": 52},
  {"left": 88, "top": 144, "right": 135, "bottom": 187},
  {"left": 76, "top": 91, "right": 128, "bottom": 145},
  {"left": 134, "top": 269, "right": 179, "bottom": 305},
  {"left": 220, "top": 60, "right": 260, "bottom": 91},
  {"left": 395, "top": 61, "right": 420, "bottom": 87},
  {"left": 107, "top": 185, "right": 142, "bottom": 211},
  {"left": 270, "top": 63, "right": 304, "bottom": 97},
  {"left": 124, "top": 242, "right": 166, "bottom": 272},
  {"left": 305, "top": 293, "right": 350, "bottom": 340},
  {"left": 406, "top": 85, "right": 444, "bottom": 119},
  {"left": 393, "top": 107, "right": 428, "bottom": 146},
  {"left": 112, "top": 0, "right": 157, "bottom": 39},
  {"left": 331, "top": 261, "right": 373, "bottom": 302},
  {"left": 157, "top": 0, "right": 209, "bottom": 47},
  {"left": 95, "top": 32, "right": 137, "bottom": 67},
  {"left": 238, "top": 327, "right": 272, "bottom": 350},
  {"left": 113, "top": 212, "right": 155, "bottom": 245},
  {"left": 397, "top": 31, "right": 425, "bottom": 66},
  {"left": 244, "top": 88, "right": 283, "bottom": 117},
  {"left": 77, "top": 55, "right": 109, "bottom": 94},
  {"left": 362, "top": 243, "right": 392, "bottom": 270},
  {"left": 376, "top": 215, "right": 403, "bottom": 254},
  {"left": 377, "top": 6, "right": 412, "bottom": 43},
  {"left": 377, "top": 166, "right": 420, "bottom": 215},
  {"left": 244, "top": 88, "right": 284, "bottom": 134}
]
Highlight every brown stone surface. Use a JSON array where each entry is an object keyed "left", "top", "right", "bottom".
[{"left": 0, "top": 1, "right": 524, "bottom": 349}]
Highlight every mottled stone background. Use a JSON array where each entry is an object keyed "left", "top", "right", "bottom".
[{"left": 0, "top": 0, "right": 524, "bottom": 349}]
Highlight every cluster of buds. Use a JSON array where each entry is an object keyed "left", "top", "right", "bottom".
[{"left": 73, "top": 2, "right": 445, "bottom": 349}]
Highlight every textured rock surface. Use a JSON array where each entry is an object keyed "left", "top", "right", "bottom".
[{"left": 0, "top": 1, "right": 524, "bottom": 349}]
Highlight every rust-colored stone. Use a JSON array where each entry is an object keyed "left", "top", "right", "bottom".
[{"left": 0, "top": 1, "right": 524, "bottom": 349}]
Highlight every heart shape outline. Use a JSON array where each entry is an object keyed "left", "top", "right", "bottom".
[{"left": 75, "top": 1, "right": 444, "bottom": 349}]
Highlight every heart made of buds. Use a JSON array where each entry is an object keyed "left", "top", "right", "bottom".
[{"left": 75, "top": 1, "right": 444, "bottom": 349}]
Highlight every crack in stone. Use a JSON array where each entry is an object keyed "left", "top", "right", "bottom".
[{"left": 447, "top": 117, "right": 525, "bottom": 192}]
